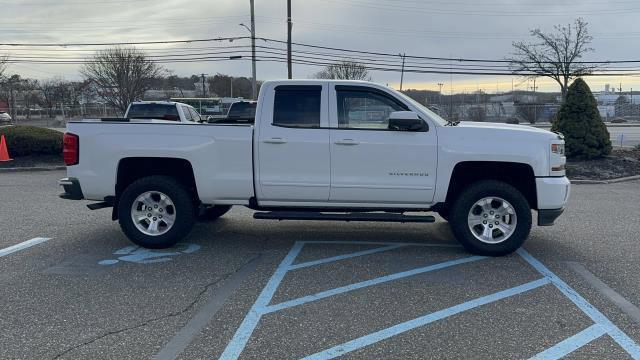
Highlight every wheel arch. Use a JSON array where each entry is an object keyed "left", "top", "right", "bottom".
[
  {"left": 112, "top": 157, "right": 199, "bottom": 220},
  {"left": 444, "top": 161, "right": 538, "bottom": 210}
]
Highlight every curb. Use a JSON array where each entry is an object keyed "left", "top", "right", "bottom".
[
  {"left": 0, "top": 166, "right": 66, "bottom": 173},
  {"left": 571, "top": 175, "right": 640, "bottom": 185}
]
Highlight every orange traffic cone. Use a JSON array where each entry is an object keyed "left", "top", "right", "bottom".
[{"left": 0, "top": 134, "right": 13, "bottom": 162}]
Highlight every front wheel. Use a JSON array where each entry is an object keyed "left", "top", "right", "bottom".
[
  {"left": 449, "top": 180, "right": 532, "bottom": 256},
  {"left": 118, "top": 176, "right": 196, "bottom": 249}
]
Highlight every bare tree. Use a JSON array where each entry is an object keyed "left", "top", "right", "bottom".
[
  {"left": 39, "top": 78, "right": 69, "bottom": 118},
  {"left": 508, "top": 18, "right": 595, "bottom": 99},
  {"left": 0, "top": 56, "right": 7, "bottom": 79},
  {"left": 314, "top": 60, "right": 371, "bottom": 81},
  {"left": 81, "top": 47, "right": 164, "bottom": 113}
]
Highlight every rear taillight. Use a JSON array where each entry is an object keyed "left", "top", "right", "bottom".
[{"left": 63, "top": 133, "right": 79, "bottom": 166}]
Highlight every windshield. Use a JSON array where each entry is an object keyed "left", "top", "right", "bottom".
[
  {"left": 391, "top": 89, "right": 448, "bottom": 126},
  {"left": 127, "top": 104, "right": 180, "bottom": 121}
]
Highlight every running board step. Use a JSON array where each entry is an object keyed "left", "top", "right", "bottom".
[{"left": 253, "top": 211, "right": 435, "bottom": 223}]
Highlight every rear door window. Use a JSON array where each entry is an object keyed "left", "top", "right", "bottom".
[{"left": 273, "top": 86, "right": 321, "bottom": 128}]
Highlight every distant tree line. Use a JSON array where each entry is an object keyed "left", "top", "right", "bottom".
[{"left": 0, "top": 46, "right": 264, "bottom": 117}]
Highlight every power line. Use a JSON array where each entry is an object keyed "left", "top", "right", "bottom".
[
  {"left": 0, "top": 36, "right": 250, "bottom": 47},
  {"left": 5, "top": 36, "right": 640, "bottom": 65},
  {"left": 4, "top": 37, "right": 640, "bottom": 76},
  {"left": 259, "top": 37, "right": 640, "bottom": 64},
  {"left": 6, "top": 52, "right": 640, "bottom": 76}
]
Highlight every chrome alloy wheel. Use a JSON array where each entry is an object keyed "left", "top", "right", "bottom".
[
  {"left": 131, "top": 191, "right": 176, "bottom": 236},
  {"left": 467, "top": 197, "right": 517, "bottom": 244}
]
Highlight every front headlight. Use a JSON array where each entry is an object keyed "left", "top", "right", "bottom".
[
  {"left": 551, "top": 143, "right": 565, "bottom": 155},
  {"left": 550, "top": 142, "right": 566, "bottom": 174}
]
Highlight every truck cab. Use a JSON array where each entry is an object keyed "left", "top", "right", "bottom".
[{"left": 59, "top": 80, "right": 570, "bottom": 256}]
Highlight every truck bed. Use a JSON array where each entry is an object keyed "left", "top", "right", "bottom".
[{"left": 65, "top": 121, "right": 255, "bottom": 204}]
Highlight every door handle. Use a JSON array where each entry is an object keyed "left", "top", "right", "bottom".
[
  {"left": 334, "top": 139, "right": 359, "bottom": 146},
  {"left": 263, "top": 137, "right": 287, "bottom": 144}
]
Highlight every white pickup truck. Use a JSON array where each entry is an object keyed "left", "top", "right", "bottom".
[{"left": 59, "top": 80, "right": 570, "bottom": 256}]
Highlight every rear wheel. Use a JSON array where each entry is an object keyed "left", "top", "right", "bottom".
[
  {"left": 118, "top": 176, "right": 196, "bottom": 249},
  {"left": 449, "top": 180, "right": 531, "bottom": 256}
]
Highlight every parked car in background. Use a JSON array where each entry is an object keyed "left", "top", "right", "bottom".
[
  {"left": 0, "top": 111, "right": 12, "bottom": 125},
  {"left": 210, "top": 101, "right": 256, "bottom": 124},
  {"left": 123, "top": 101, "right": 205, "bottom": 123}
]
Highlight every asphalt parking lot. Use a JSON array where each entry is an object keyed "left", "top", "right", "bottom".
[{"left": 1, "top": 170, "right": 640, "bottom": 359}]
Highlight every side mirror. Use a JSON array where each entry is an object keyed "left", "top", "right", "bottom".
[{"left": 388, "top": 111, "right": 427, "bottom": 132}]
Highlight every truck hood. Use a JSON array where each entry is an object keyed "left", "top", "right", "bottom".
[{"left": 455, "top": 121, "right": 558, "bottom": 139}]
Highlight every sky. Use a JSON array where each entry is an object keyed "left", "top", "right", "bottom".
[{"left": 3, "top": 0, "right": 640, "bottom": 94}]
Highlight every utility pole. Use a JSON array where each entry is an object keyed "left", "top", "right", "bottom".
[
  {"left": 287, "top": 0, "right": 292, "bottom": 79},
  {"left": 632, "top": 88, "right": 635, "bottom": 118},
  {"left": 530, "top": 78, "right": 538, "bottom": 123},
  {"left": 437, "top": 82, "right": 444, "bottom": 114},
  {"left": 249, "top": 0, "right": 257, "bottom": 99},
  {"left": 10, "top": 88, "right": 16, "bottom": 121},
  {"left": 399, "top": 53, "right": 406, "bottom": 91},
  {"left": 449, "top": 80, "right": 453, "bottom": 121},
  {"left": 230, "top": 76, "right": 234, "bottom": 98},
  {"left": 200, "top": 73, "right": 207, "bottom": 97}
]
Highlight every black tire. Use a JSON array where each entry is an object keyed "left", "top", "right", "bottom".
[
  {"left": 449, "top": 180, "right": 532, "bottom": 256},
  {"left": 199, "top": 205, "right": 232, "bottom": 221},
  {"left": 118, "top": 176, "right": 196, "bottom": 249}
]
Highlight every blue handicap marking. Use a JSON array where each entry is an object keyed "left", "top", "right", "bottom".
[
  {"left": 219, "top": 241, "right": 640, "bottom": 360},
  {"left": 98, "top": 243, "right": 200, "bottom": 265}
]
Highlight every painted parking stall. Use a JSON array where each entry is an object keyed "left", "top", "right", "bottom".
[
  {"left": 0, "top": 237, "right": 51, "bottom": 258},
  {"left": 220, "top": 241, "right": 640, "bottom": 360}
]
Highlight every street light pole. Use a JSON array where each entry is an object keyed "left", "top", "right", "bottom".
[
  {"left": 249, "top": 0, "right": 257, "bottom": 99},
  {"left": 287, "top": 0, "right": 292, "bottom": 79},
  {"left": 240, "top": 10, "right": 257, "bottom": 99}
]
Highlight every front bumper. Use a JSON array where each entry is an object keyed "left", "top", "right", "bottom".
[
  {"left": 535, "top": 176, "right": 570, "bottom": 226},
  {"left": 536, "top": 176, "right": 571, "bottom": 209},
  {"left": 537, "top": 208, "right": 565, "bottom": 226},
  {"left": 59, "top": 177, "right": 84, "bottom": 200}
]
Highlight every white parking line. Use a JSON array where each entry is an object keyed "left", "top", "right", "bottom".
[{"left": 0, "top": 237, "right": 51, "bottom": 258}]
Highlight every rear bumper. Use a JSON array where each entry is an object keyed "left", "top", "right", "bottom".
[
  {"left": 58, "top": 177, "right": 84, "bottom": 200},
  {"left": 537, "top": 208, "right": 565, "bottom": 226}
]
